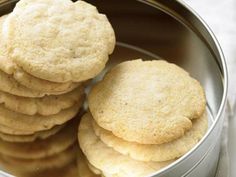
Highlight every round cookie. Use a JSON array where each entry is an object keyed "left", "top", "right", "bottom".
[
  {"left": 0, "top": 145, "right": 77, "bottom": 175},
  {"left": 0, "top": 68, "right": 83, "bottom": 98},
  {"left": 6, "top": 0, "right": 115, "bottom": 83},
  {"left": 0, "top": 15, "right": 80, "bottom": 93},
  {"left": 78, "top": 113, "right": 172, "bottom": 177},
  {"left": 0, "top": 124, "right": 64, "bottom": 142},
  {"left": 0, "top": 14, "right": 15, "bottom": 74},
  {"left": 0, "top": 86, "right": 85, "bottom": 116},
  {"left": 92, "top": 112, "right": 208, "bottom": 162},
  {"left": 0, "top": 119, "right": 78, "bottom": 159},
  {"left": 13, "top": 68, "right": 81, "bottom": 93},
  {"left": 0, "top": 103, "right": 80, "bottom": 133},
  {"left": 88, "top": 59, "right": 206, "bottom": 144},
  {"left": 0, "top": 69, "right": 48, "bottom": 98},
  {"left": 0, "top": 124, "right": 41, "bottom": 135}
]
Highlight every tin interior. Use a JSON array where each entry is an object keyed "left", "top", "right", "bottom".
[{"left": 0, "top": 0, "right": 227, "bottom": 177}]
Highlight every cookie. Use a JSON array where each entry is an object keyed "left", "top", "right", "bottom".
[
  {"left": 0, "top": 119, "right": 77, "bottom": 159},
  {"left": 78, "top": 113, "right": 172, "bottom": 177},
  {"left": 0, "top": 86, "right": 85, "bottom": 115},
  {"left": 88, "top": 59, "right": 206, "bottom": 144},
  {"left": 92, "top": 112, "right": 208, "bottom": 162},
  {"left": 77, "top": 150, "right": 99, "bottom": 177},
  {"left": 13, "top": 68, "right": 81, "bottom": 93},
  {"left": 6, "top": 0, "right": 115, "bottom": 83},
  {"left": 0, "top": 124, "right": 39, "bottom": 135},
  {"left": 0, "top": 145, "right": 77, "bottom": 175},
  {"left": 0, "top": 124, "right": 64, "bottom": 142},
  {"left": 0, "top": 103, "right": 80, "bottom": 133},
  {"left": 0, "top": 69, "right": 47, "bottom": 98},
  {"left": 0, "top": 15, "right": 80, "bottom": 93},
  {"left": 0, "top": 15, "right": 15, "bottom": 74},
  {"left": 0, "top": 68, "right": 84, "bottom": 97}
]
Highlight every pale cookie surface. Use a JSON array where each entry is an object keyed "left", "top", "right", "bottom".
[
  {"left": 0, "top": 15, "right": 79, "bottom": 93},
  {"left": 0, "top": 68, "right": 81, "bottom": 98},
  {"left": 0, "top": 145, "right": 77, "bottom": 175},
  {"left": 0, "top": 15, "right": 15, "bottom": 74},
  {"left": 0, "top": 69, "right": 47, "bottom": 98},
  {"left": 0, "top": 86, "right": 85, "bottom": 116},
  {"left": 0, "top": 119, "right": 77, "bottom": 159},
  {"left": 12, "top": 68, "right": 81, "bottom": 93},
  {"left": 92, "top": 112, "right": 208, "bottom": 162},
  {"left": 0, "top": 124, "right": 64, "bottom": 142},
  {"left": 0, "top": 124, "right": 40, "bottom": 135},
  {"left": 78, "top": 113, "right": 172, "bottom": 177},
  {"left": 6, "top": 0, "right": 115, "bottom": 83},
  {"left": 88, "top": 59, "right": 206, "bottom": 144},
  {"left": 0, "top": 103, "right": 80, "bottom": 133}
]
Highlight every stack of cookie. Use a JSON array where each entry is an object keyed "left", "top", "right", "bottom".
[
  {"left": 0, "top": 118, "right": 79, "bottom": 177},
  {"left": 0, "top": 0, "right": 115, "bottom": 176},
  {"left": 0, "top": 0, "right": 115, "bottom": 135},
  {"left": 78, "top": 59, "right": 208, "bottom": 177}
]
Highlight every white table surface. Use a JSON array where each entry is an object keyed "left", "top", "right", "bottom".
[{"left": 184, "top": 1, "right": 236, "bottom": 177}]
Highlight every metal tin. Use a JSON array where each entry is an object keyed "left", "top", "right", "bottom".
[{"left": 0, "top": 0, "right": 228, "bottom": 177}]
